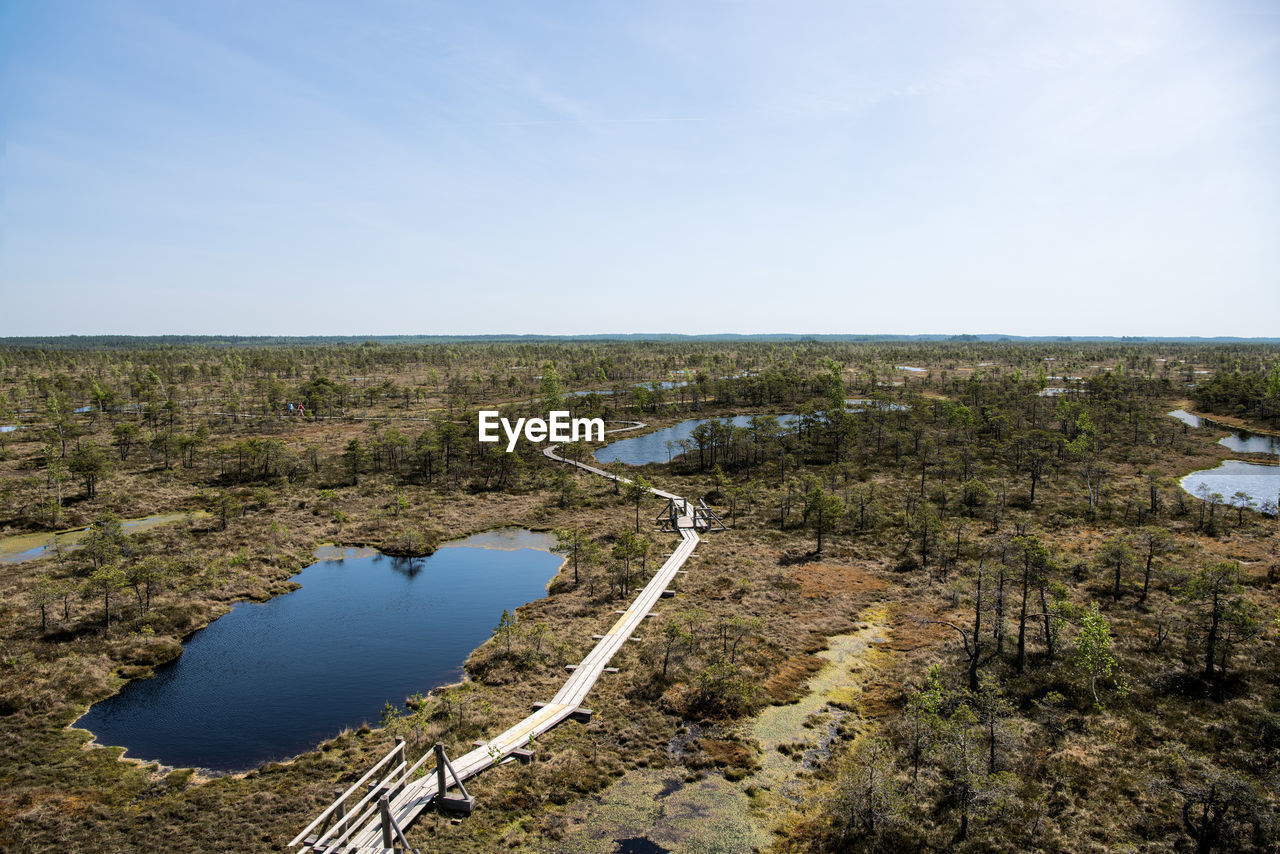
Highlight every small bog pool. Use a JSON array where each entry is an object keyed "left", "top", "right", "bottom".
[
  {"left": 1180, "top": 460, "right": 1280, "bottom": 515},
  {"left": 1218, "top": 430, "right": 1280, "bottom": 455},
  {"left": 0, "top": 512, "right": 209, "bottom": 565},
  {"left": 594, "top": 415, "right": 800, "bottom": 465},
  {"left": 75, "top": 529, "right": 562, "bottom": 771},
  {"left": 1168, "top": 410, "right": 1280, "bottom": 455}
]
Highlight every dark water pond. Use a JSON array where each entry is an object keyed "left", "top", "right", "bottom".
[
  {"left": 76, "top": 529, "right": 562, "bottom": 771},
  {"left": 595, "top": 415, "right": 800, "bottom": 465}
]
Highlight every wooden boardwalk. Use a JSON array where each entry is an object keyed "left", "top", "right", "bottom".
[{"left": 293, "top": 422, "right": 702, "bottom": 853}]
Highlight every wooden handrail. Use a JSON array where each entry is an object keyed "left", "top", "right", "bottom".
[{"left": 288, "top": 738, "right": 404, "bottom": 846}]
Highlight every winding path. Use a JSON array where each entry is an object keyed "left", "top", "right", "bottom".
[{"left": 293, "top": 421, "right": 702, "bottom": 853}]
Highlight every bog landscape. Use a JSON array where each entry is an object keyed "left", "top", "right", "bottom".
[
  {"left": 0, "top": 338, "right": 1277, "bottom": 852},
  {"left": 4, "top": 2, "right": 1278, "bottom": 851}
]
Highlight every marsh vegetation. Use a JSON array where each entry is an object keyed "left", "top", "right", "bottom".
[{"left": 0, "top": 337, "right": 1276, "bottom": 852}]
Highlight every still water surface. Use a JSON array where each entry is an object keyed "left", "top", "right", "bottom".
[
  {"left": 594, "top": 415, "right": 800, "bottom": 465},
  {"left": 1180, "top": 461, "right": 1279, "bottom": 514},
  {"left": 76, "top": 529, "right": 562, "bottom": 771},
  {"left": 594, "top": 405, "right": 909, "bottom": 465},
  {"left": 1169, "top": 411, "right": 1279, "bottom": 512},
  {"left": 0, "top": 512, "right": 209, "bottom": 565},
  {"left": 846, "top": 399, "right": 908, "bottom": 412},
  {"left": 1220, "top": 432, "right": 1280, "bottom": 455},
  {"left": 1167, "top": 410, "right": 1280, "bottom": 455}
]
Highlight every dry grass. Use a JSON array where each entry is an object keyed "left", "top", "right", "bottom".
[{"left": 789, "top": 561, "right": 888, "bottom": 599}]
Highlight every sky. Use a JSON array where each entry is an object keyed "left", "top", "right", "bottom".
[{"left": 1, "top": 0, "right": 1277, "bottom": 337}]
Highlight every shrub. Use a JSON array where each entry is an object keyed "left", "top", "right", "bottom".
[{"left": 686, "top": 661, "right": 762, "bottom": 719}]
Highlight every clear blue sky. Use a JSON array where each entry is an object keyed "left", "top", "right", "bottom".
[{"left": 2, "top": 0, "right": 1277, "bottom": 336}]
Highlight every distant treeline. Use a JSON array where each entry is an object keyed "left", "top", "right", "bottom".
[
  {"left": 4, "top": 333, "right": 1280, "bottom": 351},
  {"left": 0, "top": 339, "right": 1275, "bottom": 440}
]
